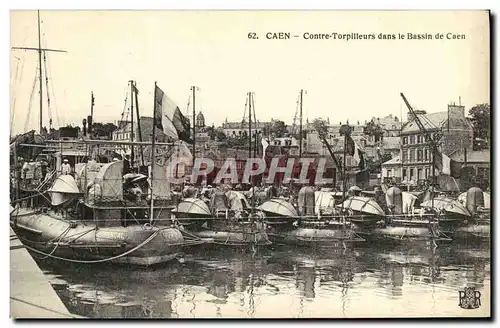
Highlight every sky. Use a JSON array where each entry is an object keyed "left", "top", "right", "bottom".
[{"left": 9, "top": 10, "right": 490, "bottom": 135}]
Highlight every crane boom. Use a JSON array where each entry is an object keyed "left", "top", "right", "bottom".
[{"left": 400, "top": 93, "right": 441, "bottom": 148}]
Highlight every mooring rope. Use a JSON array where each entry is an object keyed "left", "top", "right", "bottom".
[{"left": 20, "top": 228, "right": 162, "bottom": 264}]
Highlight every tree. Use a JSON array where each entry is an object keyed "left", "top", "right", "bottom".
[
  {"left": 469, "top": 104, "right": 490, "bottom": 150},
  {"left": 215, "top": 130, "right": 227, "bottom": 142},
  {"left": 270, "top": 120, "right": 287, "bottom": 138},
  {"left": 92, "top": 122, "right": 118, "bottom": 139},
  {"left": 363, "top": 120, "right": 384, "bottom": 142},
  {"left": 312, "top": 118, "right": 329, "bottom": 140},
  {"left": 366, "top": 152, "right": 392, "bottom": 174},
  {"left": 205, "top": 125, "right": 216, "bottom": 140}
]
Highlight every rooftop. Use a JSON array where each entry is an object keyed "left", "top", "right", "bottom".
[
  {"left": 381, "top": 155, "right": 402, "bottom": 166},
  {"left": 372, "top": 114, "right": 402, "bottom": 131},
  {"left": 401, "top": 112, "right": 448, "bottom": 133}
]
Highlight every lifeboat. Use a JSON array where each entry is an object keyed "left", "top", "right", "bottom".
[
  {"left": 49, "top": 174, "right": 81, "bottom": 206},
  {"left": 172, "top": 198, "right": 212, "bottom": 229},
  {"left": 258, "top": 198, "right": 298, "bottom": 223},
  {"left": 458, "top": 188, "right": 491, "bottom": 213},
  {"left": 337, "top": 196, "right": 385, "bottom": 233},
  {"left": 337, "top": 196, "right": 385, "bottom": 217},
  {"left": 420, "top": 197, "right": 471, "bottom": 218},
  {"left": 314, "top": 191, "right": 336, "bottom": 215}
]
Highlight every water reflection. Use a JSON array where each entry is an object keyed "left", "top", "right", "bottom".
[{"left": 38, "top": 240, "right": 490, "bottom": 318}]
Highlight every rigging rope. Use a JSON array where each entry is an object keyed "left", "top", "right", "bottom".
[
  {"left": 241, "top": 95, "right": 248, "bottom": 129},
  {"left": 120, "top": 91, "right": 129, "bottom": 123},
  {"left": 292, "top": 95, "right": 300, "bottom": 135},
  {"left": 10, "top": 57, "right": 22, "bottom": 132},
  {"left": 24, "top": 67, "right": 38, "bottom": 132},
  {"left": 43, "top": 49, "right": 53, "bottom": 128},
  {"left": 43, "top": 36, "right": 60, "bottom": 128}
]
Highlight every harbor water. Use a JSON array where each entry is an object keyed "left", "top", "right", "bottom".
[{"left": 36, "top": 240, "right": 490, "bottom": 318}]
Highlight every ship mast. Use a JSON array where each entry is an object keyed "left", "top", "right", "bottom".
[
  {"left": 299, "top": 89, "right": 303, "bottom": 158},
  {"left": 150, "top": 82, "right": 158, "bottom": 223},
  {"left": 11, "top": 10, "right": 66, "bottom": 134},
  {"left": 37, "top": 11, "right": 42, "bottom": 134},
  {"left": 192, "top": 86, "right": 196, "bottom": 166},
  {"left": 130, "top": 80, "right": 135, "bottom": 164}
]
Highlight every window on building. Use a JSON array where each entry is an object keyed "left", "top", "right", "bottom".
[
  {"left": 418, "top": 168, "right": 423, "bottom": 180},
  {"left": 403, "top": 137, "right": 407, "bottom": 145},
  {"left": 410, "top": 168, "right": 415, "bottom": 180},
  {"left": 410, "top": 135, "right": 415, "bottom": 144},
  {"left": 425, "top": 168, "right": 430, "bottom": 179},
  {"left": 424, "top": 148, "right": 428, "bottom": 161},
  {"left": 402, "top": 150, "right": 408, "bottom": 162},
  {"left": 417, "top": 149, "right": 423, "bottom": 162},
  {"left": 409, "top": 150, "right": 415, "bottom": 162},
  {"left": 403, "top": 168, "right": 407, "bottom": 179},
  {"left": 387, "top": 169, "right": 392, "bottom": 177}
]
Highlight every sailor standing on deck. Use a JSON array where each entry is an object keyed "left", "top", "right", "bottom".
[{"left": 61, "top": 159, "right": 72, "bottom": 175}]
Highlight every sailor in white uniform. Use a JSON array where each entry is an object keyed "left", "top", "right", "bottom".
[{"left": 61, "top": 159, "right": 72, "bottom": 175}]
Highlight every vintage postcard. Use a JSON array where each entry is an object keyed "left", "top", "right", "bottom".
[{"left": 9, "top": 10, "right": 490, "bottom": 319}]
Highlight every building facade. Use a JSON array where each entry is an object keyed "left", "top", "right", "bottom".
[
  {"left": 221, "top": 119, "right": 272, "bottom": 138},
  {"left": 303, "top": 121, "right": 366, "bottom": 156},
  {"left": 383, "top": 104, "right": 473, "bottom": 183}
]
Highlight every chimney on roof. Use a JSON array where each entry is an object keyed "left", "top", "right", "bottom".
[{"left": 448, "top": 103, "right": 466, "bottom": 118}]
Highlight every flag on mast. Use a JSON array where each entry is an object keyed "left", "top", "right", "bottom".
[
  {"left": 261, "top": 138, "right": 269, "bottom": 160},
  {"left": 346, "top": 135, "right": 365, "bottom": 170},
  {"left": 154, "top": 85, "right": 193, "bottom": 143},
  {"left": 434, "top": 151, "right": 461, "bottom": 178}
]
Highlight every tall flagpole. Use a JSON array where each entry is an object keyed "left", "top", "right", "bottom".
[{"left": 150, "top": 82, "right": 157, "bottom": 224}]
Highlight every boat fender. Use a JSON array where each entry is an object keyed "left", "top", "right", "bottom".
[
  {"left": 68, "top": 221, "right": 78, "bottom": 229},
  {"left": 143, "top": 223, "right": 153, "bottom": 230}
]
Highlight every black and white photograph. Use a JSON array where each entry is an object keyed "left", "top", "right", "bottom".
[{"left": 8, "top": 8, "right": 491, "bottom": 319}]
